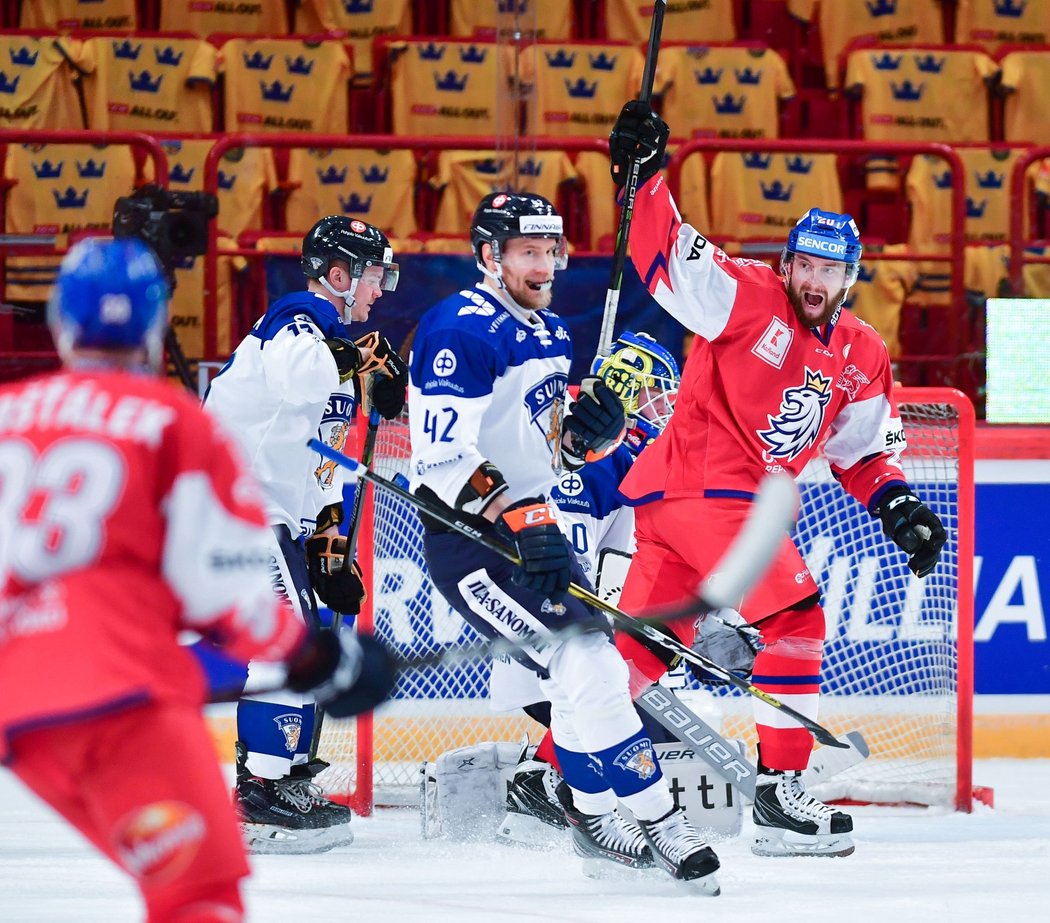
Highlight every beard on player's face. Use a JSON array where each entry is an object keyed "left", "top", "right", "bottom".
[{"left": 785, "top": 256, "right": 849, "bottom": 328}]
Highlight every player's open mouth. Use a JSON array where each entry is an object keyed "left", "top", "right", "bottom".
[
  {"left": 527, "top": 280, "right": 553, "bottom": 292},
  {"left": 804, "top": 292, "right": 824, "bottom": 309}
]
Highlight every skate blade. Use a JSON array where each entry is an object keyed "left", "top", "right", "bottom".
[
  {"left": 580, "top": 856, "right": 653, "bottom": 880},
  {"left": 751, "top": 830, "right": 855, "bottom": 858},
  {"left": 242, "top": 823, "right": 353, "bottom": 855},
  {"left": 495, "top": 812, "right": 566, "bottom": 850},
  {"left": 673, "top": 872, "right": 721, "bottom": 897}
]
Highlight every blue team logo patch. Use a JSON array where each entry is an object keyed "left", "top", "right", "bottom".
[
  {"left": 613, "top": 739, "right": 659, "bottom": 780},
  {"left": 315, "top": 393, "right": 355, "bottom": 487},
  {"left": 758, "top": 367, "right": 832, "bottom": 462},
  {"left": 524, "top": 373, "right": 568, "bottom": 454},
  {"left": 273, "top": 713, "right": 303, "bottom": 753}
]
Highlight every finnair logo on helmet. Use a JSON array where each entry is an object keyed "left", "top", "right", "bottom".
[
  {"left": 519, "top": 216, "right": 563, "bottom": 235},
  {"left": 383, "top": 246, "right": 393, "bottom": 262},
  {"left": 796, "top": 234, "right": 846, "bottom": 256}
]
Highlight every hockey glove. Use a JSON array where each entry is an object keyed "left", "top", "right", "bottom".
[
  {"left": 305, "top": 534, "right": 368, "bottom": 613},
  {"left": 324, "top": 337, "right": 364, "bottom": 384},
  {"left": 353, "top": 333, "right": 408, "bottom": 420},
  {"left": 286, "top": 630, "right": 396, "bottom": 718},
  {"left": 562, "top": 377, "right": 627, "bottom": 469},
  {"left": 609, "top": 98, "right": 670, "bottom": 190},
  {"left": 494, "top": 498, "right": 573, "bottom": 601},
  {"left": 686, "top": 610, "right": 762, "bottom": 687},
  {"left": 876, "top": 486, "right": 947, "bottom": 578}
]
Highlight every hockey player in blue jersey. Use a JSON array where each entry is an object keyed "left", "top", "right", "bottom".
[{"left": 408, "top": 192, "right": 720, "bottom": 892}]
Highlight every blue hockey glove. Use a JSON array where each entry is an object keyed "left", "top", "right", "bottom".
[{"left": 287, "top": 631, "right": 396, "bottom": 718}]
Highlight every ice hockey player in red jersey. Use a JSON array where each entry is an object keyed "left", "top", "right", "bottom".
[
  {"left": 606, "top": 100, "right": 947, "bottom": 857},
  {"left": 0, "top": 238, "right": 395, "bottom": 923}
]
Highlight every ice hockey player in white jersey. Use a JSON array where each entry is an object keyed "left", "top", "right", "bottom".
[
  {"left": 408, "top": 192, "right": 720, "bottom": 893},
  {"left": 204, "top": 216, "right": 408, "bottom": 854}
]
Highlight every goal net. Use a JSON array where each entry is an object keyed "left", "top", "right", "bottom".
[{"left": 315, "top": 387, "right": 975, "bottom": 813}]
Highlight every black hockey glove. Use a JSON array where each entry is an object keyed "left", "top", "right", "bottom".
[
  {"left": 562, "top": 376, "right": 627, "bottom": 469},
  {"left": 876, "top": 486, "right": 947, "bottom": 578},
  {"left": 324, "top": 337, "right": 364, "bottom": 384},
  {"left": 353, "top": 333, "right": 408, "bottom": 420},
  {"left": 305, "top": 534, "right": 368, "bottom": 613},
  {"left": 494, "top": 498, "right": 573, "bottom": 601},
  {"left": 286, "top": 630, "right": 396, "bottom": 718},
  {"left": 609, "top": 98, "right": 670, "bottom": 190}
]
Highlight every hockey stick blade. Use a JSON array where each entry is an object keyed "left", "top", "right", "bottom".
[{"left": 305, "top": 440, "right": 846, "bottom": 747}]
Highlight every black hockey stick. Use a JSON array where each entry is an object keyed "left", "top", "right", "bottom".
[
  {"left": 308, "top": 402, "right": 382, "bottom": 759},
  {"left": 597, "top": 0, "right": 666, "bottom": 358},
  {"left": 308, "top": 438, "right": 849, "bottom": 749}
]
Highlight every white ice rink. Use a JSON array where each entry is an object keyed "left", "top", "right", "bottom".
[{"left": 1, "top": 758, "right": 1048, "bottom": 922}]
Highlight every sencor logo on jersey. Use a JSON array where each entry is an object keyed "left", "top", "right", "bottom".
[
  {"left": 523, "top": 373, "right": 568, "bottom": 454},
  {"left": 758, "top": 368, "right": 832, "bottom": 462}
]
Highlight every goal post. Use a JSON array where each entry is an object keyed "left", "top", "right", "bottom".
[{"left": 316, "top": 387, "right": 976, "bottom": 814}]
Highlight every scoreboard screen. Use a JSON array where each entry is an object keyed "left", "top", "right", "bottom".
[{"left": 985, "top": 298, "right": 1050, "bottom": 423}]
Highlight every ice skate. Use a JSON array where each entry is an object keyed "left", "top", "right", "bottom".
[
  {"left": 556, "top": 782, "right": 654, "bottom": 877},
  {"left": 637, "top": 806, "right": 721, "bottom": 895},
  {"left": 751, "top": 768, "right": 855, "bottom": 857},
  {"left": 496, "top": 758, "right": 569, "bottom": 848},
  {"left": 234, "top": 741, "right": 353, "bottom": 855}
]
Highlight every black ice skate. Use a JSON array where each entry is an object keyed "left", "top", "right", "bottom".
[
  {"left": 495, "top": 758, "right": 569, "bottom": 849},
  {"left": 637, "top": 806, "right": 721, "bottom": 895},
  {"left": 556, "top": 782, "right": 655, "bottom": 878},
  {"left": 234, "top": 741, "right": 353, "bottom": 855},
  {"left": 751, "top": 767, "right": 855, "bottom": 857}
]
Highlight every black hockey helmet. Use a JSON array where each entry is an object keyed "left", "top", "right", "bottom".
[
  {"left": 301, "top": 215, "right": 399, "bottom": 292},
  {"left": 469, "top": 192, "right": 568, "bottom": 277}
]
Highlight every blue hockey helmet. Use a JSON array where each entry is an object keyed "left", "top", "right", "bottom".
[
  {"left": 590, "top": 331, "right": 679, "bottom": 453},
  {"left": 782, "top": 208, "right": 863, "bottom": 286},
  {"left": 48, "top": 237, "right": 169, "bottom": 364}
]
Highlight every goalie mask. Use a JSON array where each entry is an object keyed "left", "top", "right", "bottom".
[
  {"left": 590, "top": 331, "right": 679, "bottom": 455},
  {"left": 470, "top": 192, "right": 568, "bottom": 289},
  {"left": 301, "top": 215, "right": 399, "bottom": 307}
]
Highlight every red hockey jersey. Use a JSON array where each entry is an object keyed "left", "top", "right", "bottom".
[
  {"left": 620, "top": 175, "right": 908, "bottom": 509},
  {"left": 0, "top": 370, "right": 304, "bottom": 762}
]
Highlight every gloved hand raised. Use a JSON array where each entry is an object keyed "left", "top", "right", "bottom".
[
  {"left": 562, "top": 376, "right": 627, "bottom": 468},
  {"left": 494, "top": 498, "right": 573, "bottom": 601},
  {"left": 286, "top": 630, "right": 396, "bottom": 718},
  {"left": 876, "top": 487, "right": 947, "bottom": 578},
  {"left": 353, "top": 332, "right": 408, "bottom": 420},
  {"left": 609, "top": 98, "right": 670, "bottom": 190}
]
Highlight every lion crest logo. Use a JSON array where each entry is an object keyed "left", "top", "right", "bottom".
[{"left": 758, "top": 367, "right": 832, "bottom": 462}]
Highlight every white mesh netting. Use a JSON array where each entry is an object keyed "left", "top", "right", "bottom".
[{"left": 316, "top": 391, "right": 971, "bottom": 810}]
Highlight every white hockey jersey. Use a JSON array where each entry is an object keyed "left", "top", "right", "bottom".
[{"left": 204, "top": 290, "right": 356, "bottom": 535}]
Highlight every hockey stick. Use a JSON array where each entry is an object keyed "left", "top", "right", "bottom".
[
  {"left": 308, "top": 402, "right": 382, "bottom": 759},
  {"left": 597, "top": 0, "right": 666, "bottom": 358},
  {"left": 308, "top": 438, "right": 849, "bottom": 749}
]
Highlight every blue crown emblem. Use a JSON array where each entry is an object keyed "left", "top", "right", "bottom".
[
  {"left": 342, "top": 0, "right": 375, "bottom": 11},
  {"left": 31, "top": 159, "right": 63, "bottom": 179},
  {"left": 735, "top": 66, "right": 763, "bottom": 85},
  {"left": 865, "top": 0, "right": 897, "bottom": 16},
  {"left": 713, "top": 93, "right": 745, "bottom": 114},
  {"left": 435, "top": 70, "right": 468, "bottom": 91},
  {"left": 995, "top": 0, "right": 1026, "bottom": 16},
  {"left": 857, "top": 264, "right": 876, "bottom": 283},
  {"left": 589, "top": 52, "right": 617, "bottom": 71},
  {"left": 217, "top": 170, "right": 236, "bottom": 190},
  {"left": 459, "top": 45, "right": 487, "bottom": 64},
  {"left": 286, "top": 55, "right": 314, "bottom": 76},
  {"left": 760, "top": 179, "right": 794, "bottom": 202},
  {"left": 260, "top": 79, "right": 294, "bottom": 102},
  {"left": 339, "top": 192, "right": 373, "bottom": 214},
  {"left": 75, "top": 159, "right": 106, "bottom": 179},
  {"left": 243, "top": 51, "right": 274, "bottom": 71},
  {"left": 154, "top": 46, "right": 183, "bottom": 67},
  {"left": 545, "top": 49, "right": 576, "bottom": 68},
  {"left": 170, "top": 163, "right": 195, "bottom": 184},
  {"left": 743, "top": 152, "right": 771, "bottom": 169},
  {"left": 161, "top": 139, "right": 183, "bottom": 153},
  {"left": 914, "top": 54, "right": 945, "bottom": 73},
  {"left": 475, "top": 158, "right": 505, "bottom": 175},
  {"left": 975, "top": 169, "right": 1004, "bottom": 189},
  {"left": 53, "top": 187, "right": 88, "bottom": 209},
  {"left": 129, "top": 70, "right": 163, "bottom": 93},
  {"left": 519, "top": 158, "right": 543, "bottom": 177},
  {"left": 0, "top": 71, "right": 20, "bottom": 94},
  {"left": 890, "top": 80, "right": 924, "bottom": 101},
  {"left": 498, "top": 0, "right": 527, "bottom": 11},
  {"left": 418, "top": 43, "right": 445, "bottom": 61},
  {"left": 359, "top": 164, "right": 389, "bottom": 183},
  {"left": 933, "top": 170, "right": 953, "bottom": 189},
  {"left": 872, "top": 52, "right": 903, "bottom": 70},
  {"left": 693, "top": 66, "right": 723, "bottom": 85},
  {"left": 112, "top": 40, "right": 142, "bottom": 61},
  {"left": 566, "top": 77, "right": 597, "bottom": 98},
  {"left": 966, "top": 197, "right": 988, "bottom": 218},
  {"left": 317, "top": 165, "right": 348, "bottom": 185},
  {"left": 9, "top": 47, "right": 38, "bottom": 67},
  {"left": 785, "top": 156, "right": 814, "bottom": 174}
]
